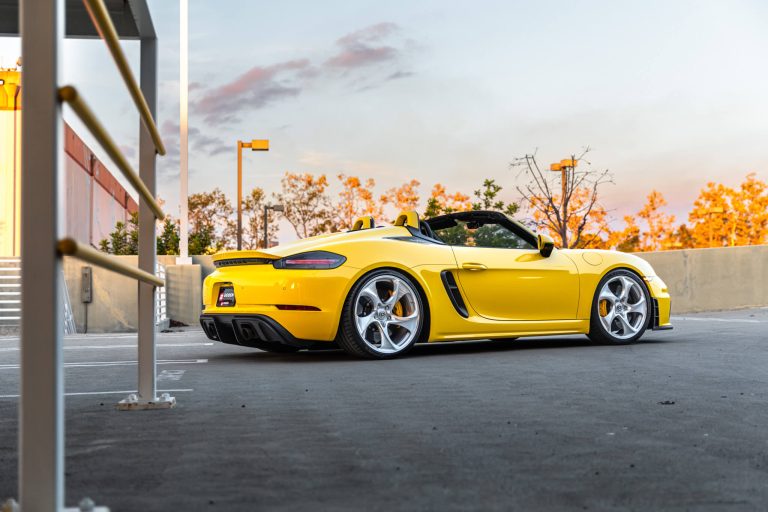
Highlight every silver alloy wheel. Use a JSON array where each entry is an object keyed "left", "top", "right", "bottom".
[
  {"left": 353, "top": 274, "right": 421, "bottom": 354},
  {"left": 597, "top": 275, "right": 647, "bottom": 340}
]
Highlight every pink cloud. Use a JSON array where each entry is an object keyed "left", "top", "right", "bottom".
[
  {"left": 326, "top": 23, "right": 401, "bottom": 69},
  {"left": 193, "top": 59, "right": 312, "bottom": 124}
]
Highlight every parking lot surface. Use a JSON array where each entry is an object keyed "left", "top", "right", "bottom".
[{"left": 1, "top": 308, "right": 767, "bottom": 511}]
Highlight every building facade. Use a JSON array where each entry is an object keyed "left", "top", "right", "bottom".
[{"left": 1, "top": 68, "right": 137, "bottom": 256}]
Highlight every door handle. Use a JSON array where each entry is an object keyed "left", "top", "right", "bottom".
[{"left": 462, "top": 262, "right": 487, "bottom": 271}]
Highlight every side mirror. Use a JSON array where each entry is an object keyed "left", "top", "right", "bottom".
[{"left": 537, "top": 234, "right": 555, "bottom": 257}]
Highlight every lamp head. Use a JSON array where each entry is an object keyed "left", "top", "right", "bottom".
[{"left": 250, "top": 139, "right": 269, "bottom": 151}]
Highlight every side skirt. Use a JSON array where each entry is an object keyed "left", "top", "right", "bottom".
[{"left": 429, "top": 319, "right": 589, "bottom": 342}]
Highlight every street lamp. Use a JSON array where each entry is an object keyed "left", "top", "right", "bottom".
[
  {"left": 236, "top": 139, "right": 269, "bottom": 250},
  {"left": 705, "top": 206, "right": 724, "bottom": 248},
  {"left": 263, "top": 204, "right": 284, "bottom": 249},
  {"left": 549, "top": 157, "right": 577, "bottom": 210}
]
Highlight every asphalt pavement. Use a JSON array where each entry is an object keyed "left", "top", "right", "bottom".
[{"left": 1, "top": 308, "right": 767, "bottom": 511}]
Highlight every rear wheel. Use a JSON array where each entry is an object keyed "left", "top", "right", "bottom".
[
  {"left": 588, "top": 269, "right": 650, "bottom": 344},
  {"left": 337, "top": 270, "right": 425, "bottom": 359}
]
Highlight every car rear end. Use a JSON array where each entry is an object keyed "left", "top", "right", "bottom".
[{"left": 200, "top": 250, "right": 357, "bottom": 349}]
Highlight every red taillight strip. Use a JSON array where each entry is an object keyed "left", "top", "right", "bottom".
[
  {"left": 275, "top": 305, "right": 321, "bottom": 311},
  {"left": 284, "top": 259, "right": 338, "bottom": 265}
]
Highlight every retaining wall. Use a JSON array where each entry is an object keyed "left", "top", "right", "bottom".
[{"left": 637, "top": 244, "right": 768, "bottom": 314}]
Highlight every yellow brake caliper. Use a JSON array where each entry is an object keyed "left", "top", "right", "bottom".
[
  {"left": 599, "top": 299, "right": 609, "bottom": 317},
  {"left": 392, "top": 299, "right": 403, "bottom": 317}
]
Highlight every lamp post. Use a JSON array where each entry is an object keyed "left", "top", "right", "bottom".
[
  {"left": 704, "top": 206, "right": 724, "bottom": 247},
  {"left": 549, "top": 157, "right": 578, "bottom": 244},
  {"left": 263, "top": 204, "right": 284, "bottom": 249},
  {"left": 236, "top": 139, "right": 269, "bottom": 250},
  {"left": 549, "top": 157, "right": 577, "bottom": 207}
]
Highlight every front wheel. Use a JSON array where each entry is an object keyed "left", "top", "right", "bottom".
[
  {"left": 588, "top": 270, "right": 650, "bottom": 344},
  {"left": 337, "top": 270, "right": 425, "bottom": 359}
]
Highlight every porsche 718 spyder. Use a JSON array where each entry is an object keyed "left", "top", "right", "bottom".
[{"left": 200, "top": 210, "right": 672, "bottom": 359}]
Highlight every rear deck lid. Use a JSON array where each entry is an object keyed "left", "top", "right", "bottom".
[{"left": 212, "top": 250, "right": 280, "bottom": 268}]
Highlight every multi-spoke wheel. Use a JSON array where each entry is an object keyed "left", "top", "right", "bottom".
[
  {"left": 337, "top": 270, "right": 425, "bottom": 359},
  {"left": 588, "top": 270, "right": 650, "bottom": 344}
]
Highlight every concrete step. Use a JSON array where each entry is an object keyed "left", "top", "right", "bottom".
[{"left": 0, "top": 260, "right": 21, "bottom": 329}]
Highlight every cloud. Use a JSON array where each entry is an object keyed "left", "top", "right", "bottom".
[
  {"left": 160, "top": 119, "right": 230, "bottom": 158},
  {"left": 325, "top": 22, "right": 400, "bottom": 69},
  {"left": 193, "top": 59, "right": 312, "bottom": 125},
  {"left": 386, "top": 70, "right": 413, "bottom": 81},
  {"left": 189, "top": 23, "right": 414, "bottom": 126}
]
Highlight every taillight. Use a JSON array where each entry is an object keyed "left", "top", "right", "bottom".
[{"left": 272, "top": 251, "right": 346, "bottom": 269}]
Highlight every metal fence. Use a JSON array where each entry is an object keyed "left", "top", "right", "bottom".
[{"left": 17, "top": 0, "right": 169, "bottom": 509}]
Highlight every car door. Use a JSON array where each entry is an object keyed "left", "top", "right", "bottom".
[
  {"left": 451, "top": 245, "right": 579, "bottom": 321},
  {"left": 433, "top": 217, "right": 580, "bottom": 321}
]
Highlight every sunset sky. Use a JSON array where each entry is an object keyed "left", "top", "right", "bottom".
[{"left": 2, "top": 0, "right": 767, "bottom": 239}]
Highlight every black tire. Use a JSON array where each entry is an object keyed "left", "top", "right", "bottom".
[
  {"left": 587, "top": 269, "right": 651, "bottom": 345},
  {"left": 337, "top": 269, "right": 427, "bottom": 359}
]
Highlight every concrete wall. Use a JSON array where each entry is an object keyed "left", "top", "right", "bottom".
[
  {"left": 165, "top": 263, "right": 202, "bottom": 326},
  {"left": 637, "top": 244, "right": 768, "bottom": 314},
  {"left": 63, "top": 256, "right": 205, "bottom": 333},
  {"left": 63, "top": 256, "right": 139, "bottom": 333}
]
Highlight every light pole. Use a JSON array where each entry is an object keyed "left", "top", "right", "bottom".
[
  {"left": 703, "top": 206, "right": 724, "bottom": 247},
  {"left": 549, "top": 157, "right": 578, "bottom": 244},
  {"left": 236, "top": 139, "right": 269, "bottom": 250},
  {"left": 178, "top": 0, "right": 190, "bottom": 264},
  {"left": 263, "top": 204, "right": 284, "bottom": 248}
]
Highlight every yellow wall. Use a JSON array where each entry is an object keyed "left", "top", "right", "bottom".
[{"left": 0, "top": 69, "right": 22, "bottom": 256}]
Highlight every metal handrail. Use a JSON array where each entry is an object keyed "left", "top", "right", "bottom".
[
  {"left": 57, "top": 238, "right": 165, "bottom": 287},
  {"left": 59, "top": 86, "right": 165, "bottom": 220},
  {"left": 82, "top": 0, "right": 166, "bottom": 156}
]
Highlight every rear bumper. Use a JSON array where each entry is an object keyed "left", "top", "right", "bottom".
[{"left": 200, "top": 314, "right": 318, "bottom": 349}]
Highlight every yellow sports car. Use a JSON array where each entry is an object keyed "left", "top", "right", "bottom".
[{"left": 200, "top": 210, "right": 672, "bottom": 359}]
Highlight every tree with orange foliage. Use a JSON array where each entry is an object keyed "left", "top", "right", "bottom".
[
  {"left": 242, "top": 187, "right": 279, "bottom": 249},
  {"left": 686, "top": 174, "right": 768, "bottom": 248},
  {"left": 729, "top": 173, "right": 768, "bottom": 245},
  {"left": 636, "top": 190, "right": 676, "bottom": 252},
  {"left": 335, "top": 174, "right": 384, "bottom": 229},
  {"left": 607, "top": 215, "right": 641, "bottom": 252},
  {"left": 274, "top": 172, "right": 333, "bottom": 238},
  {"left": 382, "top": 179, "right": 421, "bottom": 213},
  {"left": 529, "top": 186, "right": 612, "bottom": 248},
  {"left": 512, "top": 148, "right": 613, "bottom": 249},
  {"left": 688, "top": 182, "right": 731, "bottom": 248},
  {"left": 423, "top": 183, "right": 472, "bottom": 218}
]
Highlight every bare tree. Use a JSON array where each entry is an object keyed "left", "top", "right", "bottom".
[{"left": 511, "top": 147, "right": 613, "bottom": 248}]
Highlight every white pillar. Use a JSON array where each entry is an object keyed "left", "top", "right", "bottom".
[
  {"left": 136, "top": 35, "right": 159, "bottom": 404},
  {"left": 19, "top": 0, "right": 65, "bottom": 508},
  {"left": 177, "top": 0, "right": 191, "bottom": 264}
]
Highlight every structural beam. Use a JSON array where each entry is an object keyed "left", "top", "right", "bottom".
[{"left": 19, "top": 0, "right": 65, "bottom": 509}]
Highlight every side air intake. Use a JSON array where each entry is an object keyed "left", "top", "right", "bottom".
[{"left": 441, "top": 270, "right": 469, "bottom": 318}]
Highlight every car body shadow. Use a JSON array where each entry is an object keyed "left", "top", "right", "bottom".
[{"left": 207, "top": 334, "right": 670, "bottom": 364}]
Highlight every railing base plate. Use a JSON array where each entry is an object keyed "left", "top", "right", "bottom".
[{"left": 116, "top": 392, "right": 176, "bottom": 411}]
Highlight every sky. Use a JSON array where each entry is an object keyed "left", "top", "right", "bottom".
[{"left": 2, "top": 0, "right": 767, "bottom": 241}]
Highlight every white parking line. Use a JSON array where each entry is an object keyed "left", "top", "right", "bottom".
[
  {"left": 0, "top": 388, "right": 194, "bottom": 399},
  {"left": 0, "top": 359, "right": 208, "bottom": 370},
  {"left": 0, "top": 343, "right": 213, "bottom": 353},
  {"left": 671, "top": 316, "right": 765, "bottom": 324},
  {"left": 0, "top": 331, "right": 203, "bottom": 342}
]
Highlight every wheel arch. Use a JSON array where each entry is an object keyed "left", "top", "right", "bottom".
[
  {"left": 589, "top": 266, "right": 654, "bottom": 333},
  {"left": 330, "top": 264, "right": 432, "bottom": 343}
]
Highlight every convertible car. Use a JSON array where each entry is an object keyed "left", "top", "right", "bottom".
[{"left": 200, "top": 210, "right": 672, "bottom": 359}]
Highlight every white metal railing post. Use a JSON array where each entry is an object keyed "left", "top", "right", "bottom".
[
  {"left": 137, "top": 34, "right": 158, "bottom": 404},
  {"left": 19, "top": 0, "right": 65, "bottom": 508}
]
